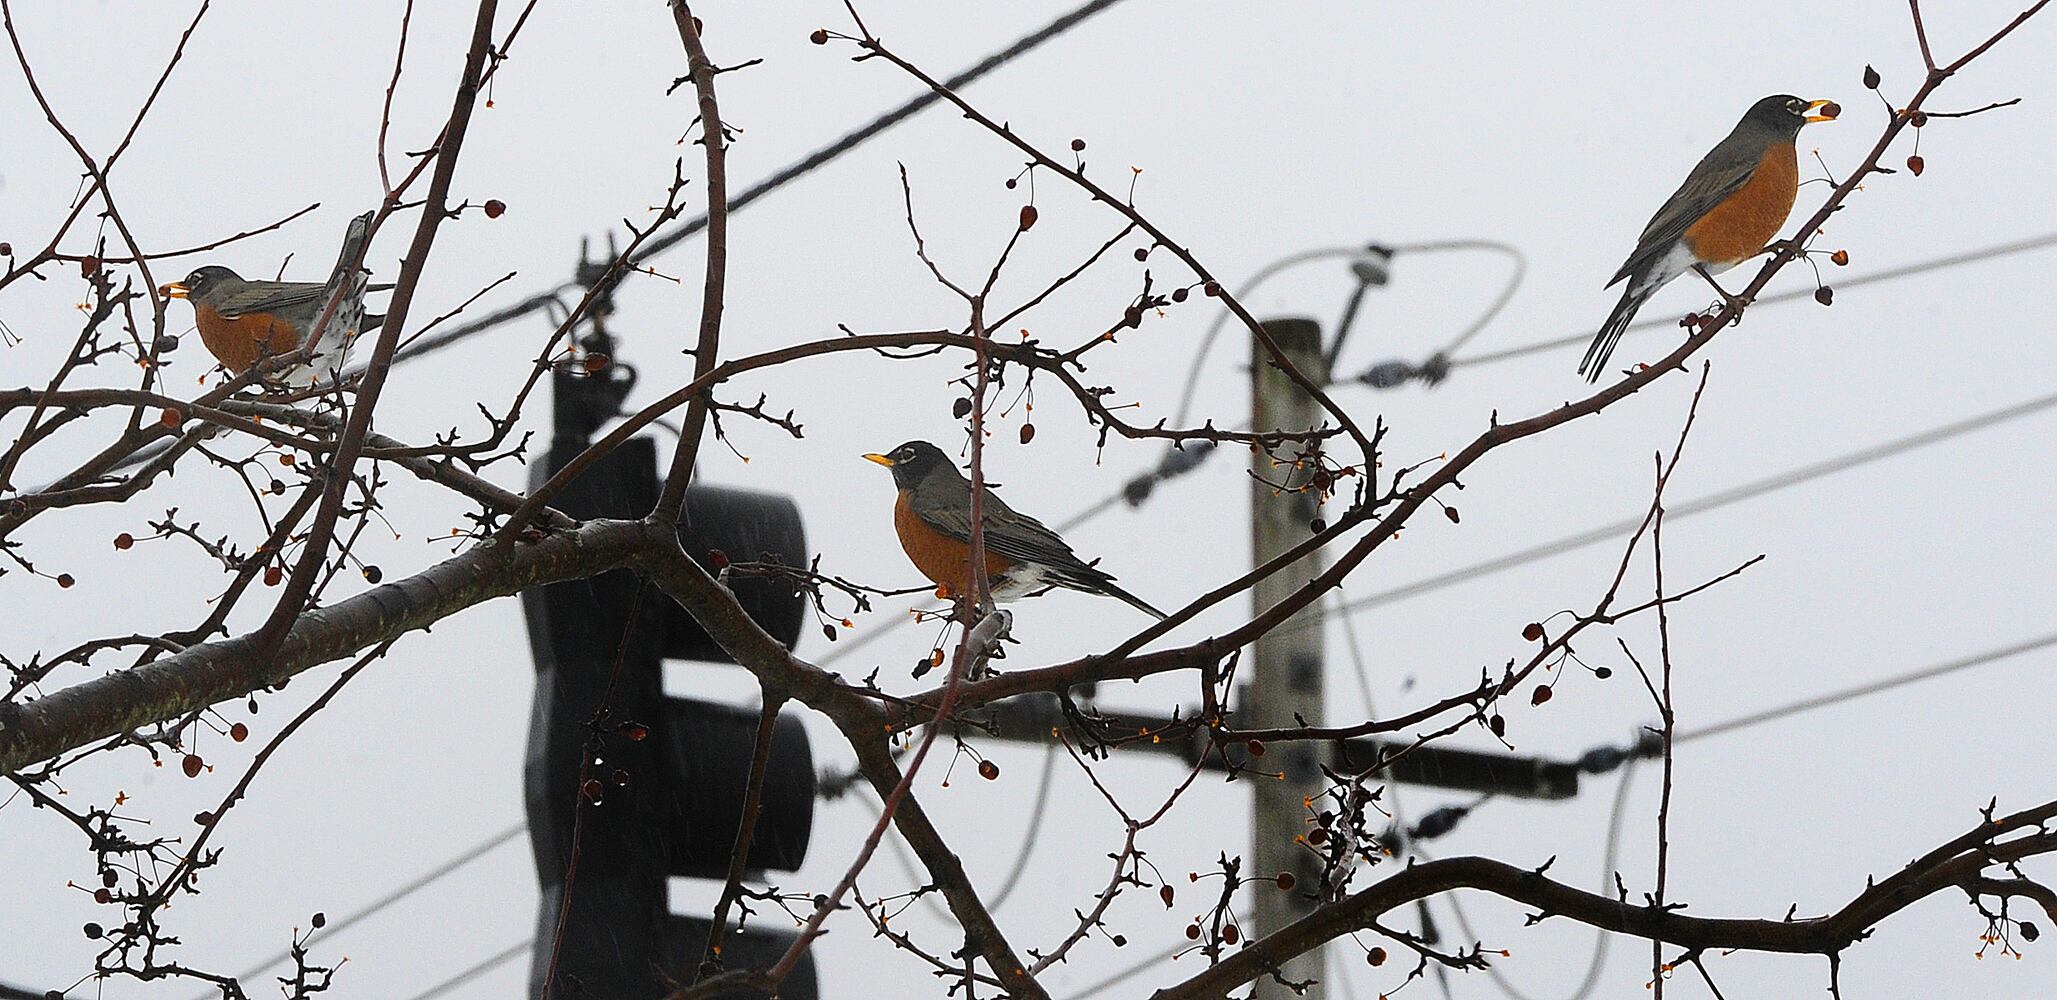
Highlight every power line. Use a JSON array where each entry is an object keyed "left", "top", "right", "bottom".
[
  {"left": 393, "top": 0, "right": 1132, "bottom": 366},
  {"left": 1427, "top": 230, "right": 2057, "bottom": 374},
  {"left": 1322, "top": 387, "right": 2057, "bottom": 621},
  {"left": 397, "top": 940, "right": 530, "bottom": 1000},
  {"left": 199, "top": 823, "right": 526, "bottom": 996},
  {"left": 1675, "top": 630, "right": 2057, "bottom": 746}
]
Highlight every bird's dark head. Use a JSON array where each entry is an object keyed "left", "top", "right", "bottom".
[
  {"left": 158, "top": 265, "right": 243, "bottom": 305},
  {"left": 863, "top": 440, "right": 954, "bottom": 490},
  {"left": 1744, "top": 94, "right": 1837, "bottom": 133}
]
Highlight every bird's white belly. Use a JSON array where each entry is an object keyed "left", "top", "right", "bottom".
[{"left": 1630, "top": 242, "right": 1715, "bottom": 299}]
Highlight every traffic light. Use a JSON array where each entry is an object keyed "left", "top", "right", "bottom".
[{"left": 521, "top": 332, "right": 817, "bottom": 999}]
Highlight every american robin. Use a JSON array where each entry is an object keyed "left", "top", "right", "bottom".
[
  {"left": 864, "top": 440, "right": 1169, "bottom": 619},
  {"left": 159, "top": 212, "right": 384, "bottom": 387},
  {"left": 1580, "top": 94, "right": 1836, "bottom": 382}
]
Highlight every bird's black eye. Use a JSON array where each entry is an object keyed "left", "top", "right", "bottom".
[{"left": 1786, "top": 98, "right": 1804, "bottom": 113}]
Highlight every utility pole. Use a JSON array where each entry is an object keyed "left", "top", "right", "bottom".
[{"left": 1247, "top": 317, "right": 1329, "bottom": 999}]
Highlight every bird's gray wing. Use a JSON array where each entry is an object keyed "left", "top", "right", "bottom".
[
  {"left": 210, "top": 282, "right": 326, "bottom": 319},
  {"left": 1606, "top": 134, "right": 1767, "bottom": 287},
  {"left": 911, "top": 483, "right": 1108, "bottom": 583}
]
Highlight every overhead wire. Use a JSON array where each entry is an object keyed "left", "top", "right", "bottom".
[
  {"left": 1426, "top": 230, "right": 2057, "bottom": 374},
  {"left": 391, "top": 0, "right": 1133, "bottom": 367},
  {"left": 397, "top": 940, "right": 530, "bottom": 1000},
  {"left": 190, "top": 823, "right": 528, "bottom": 998},
  {"left": 1674, "top": 629, "right": 2057, "bottom": 747},
  {"left": 1316, "top": 386, "right": 2057, "bottom": 622}
]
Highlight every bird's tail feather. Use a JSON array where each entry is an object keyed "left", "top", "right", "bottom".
[
  {"left": 1097, "top": 581, "right": 1168, "bottom": 620},
  {"left": 1578, "top": 284, "right": 1651, "bottom": 383}
]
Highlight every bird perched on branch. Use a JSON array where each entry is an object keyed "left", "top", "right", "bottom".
[
  {"left": 864, "top": 440, "right": 1169, "bottom": 619},
  {"left": 1580, "top": 94, "right": 1837, "bottom": 382},
  {"left": 160, "top": 212, "right": 386, "bottom": 387}
]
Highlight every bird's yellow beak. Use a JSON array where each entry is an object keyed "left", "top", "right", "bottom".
[
  {"left": 159, "top": 282, "right": 190, "bottom": 299},
  {"left": 862, "top": 453, "right": 896, "bottom": 467},
  {"left": 1804, "top": 99, "right": 1838, "bottom": 123}
]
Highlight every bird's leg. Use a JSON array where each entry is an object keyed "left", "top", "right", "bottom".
[{"left": 1692, "top": 264, "right": 1750, "bottom": 319}]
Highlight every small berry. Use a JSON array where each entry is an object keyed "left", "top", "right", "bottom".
[
  {"left": 56, "top": 573, "right": 75, "bottom": 589},
  {"left": 1814, "top": 286, "right": 1834, "bottom": 306},
  {"left": 1186, "top": 924, "right": 1202, "bottom": 940},
  {"left": 94, "top": 888, "right": 112, "bottom": 904},
  {"left": 1246, "top": 738, "right": 1266, "bottom": 757},
  {"left": 1863, "top": 65, "right": 1881, "bottom": 89},
  {"left": 1018, "top": 205, "right": 1038, "bottom": 231},
  {"left": 1202, "top": 281, "right": 1221, "bottom": 297},
  {"left": 1830, "top": 249, "right": 1850, "bottom": 266},
  {"left": 362, "top": 565, "right": 383, "bottom": 583},
  {"left": 1368, "top": 947, "right": 1388, "bottom": 966},
  {"left": 1019, "top": 423, "right": 1036, "bottom": 444},
  {"left": 264, "top": 566, "right": 284, "bottom": 587},
  {"left": 583, "top": 353, "right": 610, "bottom": 373},
  {"left": 1818, "top": 101, "right": 1841, "bottom": 120},
  {"left": 809, "top": 28, "right": 829, "bottom": 44},
  {"left": 621, "top": 722, "right": 650, "bottom": 741},
  {"left": 1070, "top": 138, "right": 1086, "bottom": 151},
  {"left": 1907, "top": 154, "right": 1925, "bottom": 176},
  {"left": 1443, "top": 505, "right": 1461, "bottom": 524},
  {"left": 1909, "top": 110, "right": 1929, "bottom": 128},
  {"left": 1275, "top": 872, "right": 1296, "bottom": 890},
  {"left": 953, "top": 397, "right": 973, "bottom": 419},
  {"left": 1222, "top": 925, "right": 1240, "bottom": 945},
  {"left": 311, "top": 912, "right": 327, "bottom": 929},
  {"left": 1530, "top": 685, "right": 1553, "bottom": 706},
  {"left": 182, "top": 753, "right": 204, "bottom": 777},
  {"left": 0, "top": 242, "right": 12, "bottom": 256},
  {"left": 230, "top": 723, "right": 249, "bottom": 742},
  {"left": 83, "top": 923, "right": 104, "bottom": 940},
  {"left": 1594, "top": 666, "right": 1613, "bottom": 680},
  {"left": 581, "top": 779, "right": 605, "bottom": 803},
  {"left": 1522, "top": 622, "right": 1544, "bottom": 642},
  {"left": 101, "top": 871, "right": 117, "bottom": 888},
  {"left": 1309, "top": 517, "right": 1326, "bottom": 534},
  {"left": 978, "top": 760, "right": 1000, "bottom": 780},
  {"left": 159, "top": 408, "right": 182, "bottom": 428},
  {"left": 114, "top": 533, "right": 134, "bottom": 550},
  {"left": 1004, "top": 177, "right": 1017, "bottom": 190},
  {"left": 1170, "top": 287, "right": 1188, "bottom": 302},
  {"left": 1489, "top": 714, "right": 1506, "bottom": 737},
  {"left": 1160, "top": 884, "right": 1175, "bottom": 907},
  {"left": 483, "top": 199, "right": 506, "bottom": 219},
  {"left": 707, "top": 549, "right": 730, "bottom": 570}
]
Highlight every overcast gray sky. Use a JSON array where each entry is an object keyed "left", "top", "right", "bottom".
[{"left": 4, "top": 2, "right": 2055, "bottom": 998}]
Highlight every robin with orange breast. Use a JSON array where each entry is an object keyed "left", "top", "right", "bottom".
[
  {"left": 1581, "top": 94, "right": 1837, "bottom": 382},
  {"left": 864, "top": 440, "right": 1169, "bottom": 619},
  {"left": 159, "top": 211, "right": 385, "bottom": 387}
]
